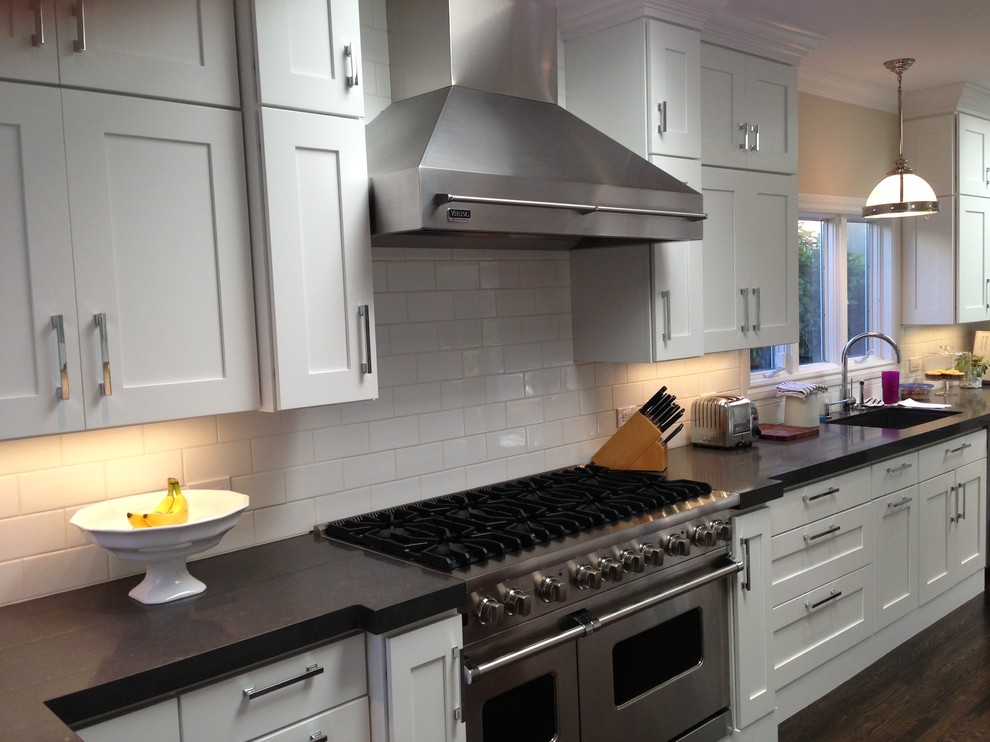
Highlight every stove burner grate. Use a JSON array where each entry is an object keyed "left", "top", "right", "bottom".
[{"left": 323, "top": 465, "right": 713, "bottom": 570}]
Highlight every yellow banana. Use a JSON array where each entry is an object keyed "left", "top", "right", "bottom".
[{"left": 126, "top": 477, "right": 189, "bottom": 528}]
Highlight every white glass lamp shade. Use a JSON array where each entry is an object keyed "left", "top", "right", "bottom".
[{"left": 862, "top": 170, "right": 940, "bottom": 219}]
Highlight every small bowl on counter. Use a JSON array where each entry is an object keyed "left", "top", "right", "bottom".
[{"left": 899, "top": 382, "right": 935, "bottom": 402}]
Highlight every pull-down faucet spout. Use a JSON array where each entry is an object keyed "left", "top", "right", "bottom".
[{"left": 841, "top": 332, "right": 902, "bottom": 413}]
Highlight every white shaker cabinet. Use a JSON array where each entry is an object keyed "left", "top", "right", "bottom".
[
  {"left": 872, "top": 485, "right": 920, "bottom": 630},
  {"left": 564, "top": 17, "right": 700, "bottom": 159},
  {"left": 730, "top": 506, "right": 775, "bottom": 731},
  {"left": 0, "top": 84, "right": 258, "bottom": 438},
  {"left": 254, "top": 108, "right": 378, "bottom": 408},
  {"left": 0, "top": 82, "right": 84, "bottom": 438},
  {"left": 63, "top": 90, "right": 259, "bottom": 428},
  {"left": 251, "top": 0, "right": 364, "bottom": 117},
  {"left": 238, "top": 0, "right": 378, "bottom": 410},
  {"left": 0, "top": 0, "right": 239, "bottom": 106},
  {"left": 700, "top": 45, "right": 797, "bottom": 174},
  {"left": 571, "top": 157, "right": 703, "bottom": 363},
  {"left": 367, "top": 614, "right": 466, "bottom": 742},
  {"left": 701, "top": 166, "right": 798, "bottom": 353}
]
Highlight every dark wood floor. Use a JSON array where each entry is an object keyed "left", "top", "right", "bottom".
[{"left": 779, "top": 579, "right": 990, "bottom": 742}]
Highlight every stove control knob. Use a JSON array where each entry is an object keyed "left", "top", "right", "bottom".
[
  {"left": 665, "top": 534, "right": 691, "bottom": 557},
  {"left": 574, "top": 563, "right": 603, "bottom": 590},
  {"left": 710, "top": 519, "right": 732, "bottom": 542},
  {"left": 619, "top": 548, "right": 646, "bottom": 573},
  {"left": 504, "top": 588, "right": 532, "bottom": 617},
  {"left": 539, "top": 576, "right": 568, "bottom": 603},
  {"left": 640, "top": 543, "right": 664, "bottom": 567},
  {"left": 692, "top": 525, "right": 718, "bottom": 548},
  {"left": 476, "top": 596, "right": 505, "bottom": 626},
  {"left": 599, "top": 557, "right": 624, "bottom": 582}
]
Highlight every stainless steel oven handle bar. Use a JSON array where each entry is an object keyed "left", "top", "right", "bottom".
[
  {"left": 462, "top": 557, "right": 743, "bottom": 684},
  {"left": 436, "top": 193, "right": 708, "bottom": 221}
]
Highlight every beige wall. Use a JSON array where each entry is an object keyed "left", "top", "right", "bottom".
[{"left": 798, "top": 93, "right": 899, "bottom": 198}]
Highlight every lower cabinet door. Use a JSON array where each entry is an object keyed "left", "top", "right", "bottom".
[
  {"left": 872, "top": 486, "right": 920, "bottom": 630},
  {"left": 771, "top": 566, "right": 874, "bottom": 689}
]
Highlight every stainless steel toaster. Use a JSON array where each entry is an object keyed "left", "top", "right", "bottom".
[{"left": 691, "top": 394, "right": 759, "bottom": 448}]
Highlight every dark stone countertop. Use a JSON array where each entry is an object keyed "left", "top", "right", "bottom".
[
  {"left": 5, "top": 388, "right": 990, "bottom": 740},
  {"left": 0, "top": 532, "right": 464, "bottom": 741}
]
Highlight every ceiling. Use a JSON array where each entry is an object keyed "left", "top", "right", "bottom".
[{"left": 720, "top": 0, "right": 990, "bottom": 108}]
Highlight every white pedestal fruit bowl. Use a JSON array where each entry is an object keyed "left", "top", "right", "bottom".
[{"left": 70, "top": 489, "right": 249, "bottom": 605}]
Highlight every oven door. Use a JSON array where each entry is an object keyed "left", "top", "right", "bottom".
[
  {"left": 576, "top": 574, "right": 730, "bottom": 742},
  {"left": 462, "top": 641, "right": 580, "bottom": 742}
]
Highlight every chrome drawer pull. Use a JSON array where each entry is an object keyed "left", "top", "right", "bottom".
[
  {"left": 657, "top": 100, "right": 668, "bottom": 134},
  {"left": 661, "top": 290, "right": 672, "bottom": 342},
  {"left": 739, "top": 122, "right": 749, "bottom": 151},
  {"left": 32, "top": 0, "right": 45, "bottom": 46},
  {"left": 740, "top": 288, "right": 750, "bottom": 332},
  {"left": 344, "top": 43, "right": 359, "bottom": 87},
  {"left": 243, "top": 663, "right": 324, "bottom": 700},
  {"left": 887, "top": 496, "right": 913, "bottom": 509},
  {"left": 946, "top": 442, "right": 972, "bottom": 454},
  {"left": 886, "top": 462, "right": 912, "bottom": 474},
  {"left": 94, "top": 313, "right": 112, "bottom": 396},
  {"left": 309, "top": 733, "right": 328, "bottom": 742},
  {"left": 359, "top": 304, "right": 372, "bottom": 374},
  {"left": 72, "top": 1, "right": 86, "bottom": 52},
  {"left": 803, "top": 487, "right": 840, "bottom": 503},
  {"left": 804, "top": 524, "right": 840, "bottom": 542},
  {"left": 806, "top": 589, "right": 842, "bottom": 611}
]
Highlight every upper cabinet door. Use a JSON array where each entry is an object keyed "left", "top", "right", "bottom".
[
  {"left": 958, "top": 114, "right": 990, "bottom": 197},
  {"left": 647, "top": 20, "right": 700, "bottom": 158},
  {"left": 252, "top": 0, "right": 364, "bottom": 117},
  {"left": 0, "top": 82, "right": 85, "bottom": 439},
  {"left": 258, "top": 107, "right": 377, "bottom": 408},
  {"left": 62, "top": 90, "right": 259, "bottom": 428},
  {"left": 0, "top": 0, "right": 60, "bottom": 83},
  {"left": 701, "top": 44, "right": 797, "bottom": 173},
  {"left": 53, "top": 0, "right": 239, "bottom": 106}
]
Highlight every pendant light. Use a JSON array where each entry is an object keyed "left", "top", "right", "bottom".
[{"left": 862, "top": 58, "right": 940, "bottom": 219}]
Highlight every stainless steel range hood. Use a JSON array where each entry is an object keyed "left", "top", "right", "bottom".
[{"left": 365, "top": 0, "right": 705, "bottom": 251}]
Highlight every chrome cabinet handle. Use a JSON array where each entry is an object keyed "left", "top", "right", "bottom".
[
  {"left": 739, "top": 122, "right": 749, "bottom": 151},
  {"left": 93, "top": 313, "right": 112, "bottom": 396},
  {"left": 750, "top": 123, "right": 760, "bottom": 151},
  {"left": 947, "top": 442, "right": 972, "bottom": 455},
  {"left": 959, "top": 482, "right": 967, "bottom": 521},
  {"left": 803, "top": 487, "right": 840, "bottom": 503},
  {"left": 985, "top": 166, "right": 989, "bottom": 187},
  {"left": 32, "top": 0, "right": 45, "bottom": 46},
  {"left": 359, "top": 304, "right": 372, "bottom": 374},
  {"left": 72, "top": 1, "right": 86, "bottom": 52},
  {"left": 985, "top": 278, "right": 989, "bottom": 310},
  {"left": 804, "top": 524, "right": 840, "bottom": 542},
  {"left": 740, "top": 536, "right": 752, "bottom": 592},
  {"left": 51, "top": 315, "right": 69, "bottom": 400},
  {"left": 344, "top": 43, "right": 359, "bottom": 87},
  {"left": 887, "top": 495, "right": 913, "bottom": 509},
  {"left": 243, "top": 663, "right": 324, "bottom": 700},
  {"left": 752, "top": 287, "right": 761, "bottom": 331},
  {"left": 950, "top": 484, "right": 959, "bottom": 523},
  {"left": 660, "top": 290, "right": 672, "bottom": 342},
  {"left": 886, "top": 462, "right": 912, "bottom": 474},
  {"left": 740, "top": 288, "right": 750, "bottom": 332},
  {"left": 657, "top": 101, "right": 668, "bottom": 134},
  {"left": 806, "top": 589, "right": 842, "bottom": 611},
  {"left": 309, "top": 734, "right": 328, "bottom": 742}
]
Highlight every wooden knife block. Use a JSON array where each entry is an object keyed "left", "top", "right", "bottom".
[{"left": 591, "top": 411, "right": 668, "bottom": 472}]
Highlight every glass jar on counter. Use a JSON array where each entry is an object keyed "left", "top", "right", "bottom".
[
  {"left": 959, "top": 351, "right": 987, "bottom": 389},
  {"left": 899, "top": 382, "right": 934, "bottom": 402},
  {"left": 923, "top": 345, "right": 963, "bottom": 395}
]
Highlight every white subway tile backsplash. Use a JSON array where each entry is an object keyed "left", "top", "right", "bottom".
[
  {"left": 519, "top": 260, "right": 563, "bottom": 287},
  {"left": 526, "top": 421, "right": 564, "bottom": 451},
  {"left": 0, "top": 561, "right": 24, "bottom": 605},
  {"left": 441, "top": 377, "right": 486, "bottom": 410},
  {"left": 438, "top": 319, "right": 483, "bottom": 350},
  {"left": 562, "top": 364, "right": 596, "bottom": 391},
  {"left": 396, "top": 442, "right": 444, "bottom": 478},
  {"left": 314, "top": 423, "right": 370, "bottom": 461},
  {"left": 479, "top": 260, "right": 519, "bottom": 289},
  {"left": 443, "top": 434, "right": 488, "bottom": 468},
  {"left": 22, "top": 545, "right": 108, "bottom": 599},
  {"left": 521, "top": 314, "right": 559, "bottom": 343},
  {"left": 417, "top": 350, "right": 464, "bottom": 382},
  {"left": 465, "top": 459, "right": 508, "bottom": 489},
  {"left": 373, "top": 292, "right": 408, "bottom": 324},
  {"left": 482, "top": 317, "right": 522, "bottom": 346},
  {"left": 281, "top": 405, "right": 342, "bottom": 433},
  {"left": 497, "top": 288, "right": 537, "bottom": 317},
  {"left": 392, "top": 382, "right": 443, "bottom": 417},
  {"left": 0, "top": 435, "right": 61, "bottom": 476},
  {"left": 184, "top": 441, "right": 253, "bottom": 487},
  {"left": 463, "top": 347, "right": 506, "bottom": 377},
  {"left": 369, "top": 415, "right": 420, "bottom": 451},
  {"left": 233, "top": 470, "right": 286, "bottom": 509},
  {"left": 377, "top": 354, "right": 418, "bottom": 387},
  {"left": 506, "top": 398, "right": 544, "bottom": 428},
  {"left": 0, "top": 511, "right": 66, "bottom": 562},
  {"left": 19, "top": 463, "right": 106, "bottom": 514},
  {"left": 408, "top": 291, "right": 454, "bottom": 322},
  {"left": 339, "top": 389, "right": 396, "bottom": 424},
  {"left": 504, "top": 343, "right": 543, "bottom": 372},
  {"left": 419, "top": 409, "right": 465, "bottom": 443},
  {"left": 284, "top": 460, "right": 345, "bottom": 501},
  {"left": 343, "top": 451, "right": 397, "bottom": 489},
  {"left": 218, "top": 410, "right": 283, "bottom": 442},
  {"left": 544, "top": 391, "right": 581, "bottom": 422},
  {"left": 506, "top": 451, "right": 547, "bottom": 480},
  {"left": 436, "top": 262, "right": 480, "bottom": 290},
  {"left": 105, "top": 451, "right": 184, "bottom": 499},
  {"left": 561, "top": 415, "right": 598, "bottom": 444},
  {"left": 485, "top": 373, "right": 525, "bottom": 403},
  {"left": 542, "top": 339, "right": 574, "bottom": 368},
  {"left": 61, "top": 426, "right": 144, "bottom": 466},
  {"left": 143, "top": 417, "right": 218, "bottom": 453},
  {"left": 388, "top": 322, "right": 439, "bottom": 354},
  {"left": 486, "top": 428, "right": 527, "bottom": 458},
  {"left": 316, "top": 487, "right": 373, "bottom": 523},
  {"left": 463, "top": 403, "right": 507, "bottom": 434},
  {"left": 387, "top": 261, "right": 435, "bottom": 291},
  {"left": 370, "top": 478, "right": 421, "bottom": 510},
  {"left": 252, "top": 431, "right": 315, "bottom": 473},
  {"left": 0, "top": 476, "right": 18, "bottom": 519},
  {"left": 453, "top": 289, "right": 497, "bottom": 319},
  {"left": 525, "top": 368, "right": 562, "bottom": 397},
  {"left": 254, "top": 500, "right": 318, "bottom": 543}
]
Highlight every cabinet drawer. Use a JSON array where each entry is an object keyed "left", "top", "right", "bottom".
[
  {"left": 180, "top": 634, "right": 367, "bottom": 742},
  {"left": 249, "top": 696, "right": 370, "bottom": 742},
  {"left": 772, "top": 565, "right": 873, "bottom": 689},
  {"left": 771, "top": 467, "right": 871, "bottom": 534},
  {"left": 871, "top": 452, "right": 920, "bottom": 497},
  {"left": 919, "top": 430, "right": 987, "bottom": 481},
  {"left": 770, "top": 503, "right": 872, "bottom": 606}
]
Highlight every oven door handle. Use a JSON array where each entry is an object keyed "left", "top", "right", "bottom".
[{"left": 461, "top": 557, "right": 743, "bottom": 684}]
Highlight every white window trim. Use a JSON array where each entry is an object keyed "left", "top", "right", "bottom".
[{"left": 746, "top": 193, "right": 900, "bottom": 397}]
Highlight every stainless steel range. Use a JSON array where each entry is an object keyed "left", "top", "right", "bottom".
[{"left": 323, "top": 465, "right": 742, "bottom": 742}]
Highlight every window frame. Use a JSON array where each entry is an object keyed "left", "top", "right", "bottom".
[{"left": 746, "top": 194, "right": 899, "bottom": 394}]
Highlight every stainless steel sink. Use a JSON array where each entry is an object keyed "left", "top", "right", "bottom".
[{"left": 824, "top": 406, "right": 960, "bottom": 429}]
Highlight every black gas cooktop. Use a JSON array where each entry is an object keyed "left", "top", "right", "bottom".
[{"left": 323, "top": 466, "right": 712, "bottom": 571}]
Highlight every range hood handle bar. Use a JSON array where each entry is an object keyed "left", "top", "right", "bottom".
[{"left": 436, "top": 193, "right": 707, "bottom": 221}]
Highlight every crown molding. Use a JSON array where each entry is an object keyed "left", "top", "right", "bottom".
[
  {"left": 904, "top": 82, "right": 990, "bottom": 119},
  {"left": 798, "top": 67, "right": 895, "bottom": 112},
  {"left": 699, "top": 6, "right": 822, "bottom": 65},
  {"left": 557, "top": 0, "right": 728, "bottom": 40}
]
